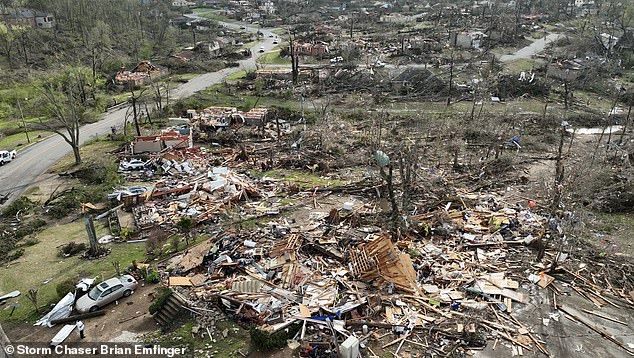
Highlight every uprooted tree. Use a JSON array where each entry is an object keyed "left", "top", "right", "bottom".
[{"left": 37, "top": 67, "right": 95, "bottom": 165}]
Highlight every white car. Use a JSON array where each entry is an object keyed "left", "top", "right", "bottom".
[
  {"left": 119, "top": 159, "right": 148, "bottom": 171},
  {"left": 259, "top": 47, "right": 265, "bottom": 53},
  {"left": 75, "top": 275, "right": 138, "bottom": 313},
  {"left": 0, "top": 150, "right": 16, "bottom": 165}
]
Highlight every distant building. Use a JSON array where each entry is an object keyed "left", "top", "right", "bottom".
[
  {"left": 1, "top": 9, "right": 55, "bottom": 29},
  {"left": 293, "top": 42, "right": 329, "bottom": 57},
  {"left": 453, "top": 31, "right": 487, "bottom": 49}
]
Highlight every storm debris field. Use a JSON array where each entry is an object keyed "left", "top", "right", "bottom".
[{"left": 88, "top": 102, "right": 634, "bottom": 358}]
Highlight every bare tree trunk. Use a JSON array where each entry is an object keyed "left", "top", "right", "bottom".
[
  {"left": 72, "top": 145, "right": 81, "bottom": 165},
  {"left": 551, "top": 128, "right": 566, "bottom": 211},
  {"left": 618, "top": 105, "right": 631, "bottom": 145},
  {"left": 447, "top": 49, "right": 454, "bottom": 106}
]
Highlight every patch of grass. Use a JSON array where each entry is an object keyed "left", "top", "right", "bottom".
[
  {"left": 249, "top": 169, "right": 346, "bottom": 189},
  {"left": 504, "top": 58, "right": 537, "bottom": 73},
  {"left": 193, "top": 8, "right": 232, "bottom": 22},
  {"left": 242, "top": 40, "right": 258, "bottom": 50},
  {"left": 257, "top": 50, "right": 290, "bottom": 65},
  {"left": 148, "top": 318, "right": 250, "bottom": 357},
  {"left": 225, "top": 70, "right": 248, "bottom": 81},
  {"left": 0, "top": 222, "right": 146, "bottom": 323},
  {"left": 0, "top": 131, "right": 50, "bottom": 149},
  {"left": 49, "top": 138, "right": 123, "bottom": 173}
]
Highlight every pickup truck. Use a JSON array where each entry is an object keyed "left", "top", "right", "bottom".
[{"left": 0, "top": 150, "right": 16, "bottom": 165}]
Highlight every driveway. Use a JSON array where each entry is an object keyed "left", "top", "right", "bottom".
[{"left": 0, "top": 20, "right": 279, "bottom": 208}]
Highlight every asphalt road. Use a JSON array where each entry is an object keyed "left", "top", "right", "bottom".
[
  {"left": 0, "top": 20, "right": 279, "bottom": 208},
  {"left": 499, "top": 33, "right": 562, "bottom": 63}
]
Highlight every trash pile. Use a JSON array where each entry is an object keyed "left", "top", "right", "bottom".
[
  {"left": 111, "top": 146, "right": 278, "bottom": 228},
  {"left": 149, "top": 191, "right": 634, "bottom": 357}
]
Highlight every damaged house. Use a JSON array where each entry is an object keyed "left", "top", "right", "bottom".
[
  {"left": 115, "top": 61, "right": 165, "bottom": 88},
  {"left": 131, "top": 130, "right": 193, "bottom": 155},
  {"left": 188, "top": 106, "right": 270, "bottom": 133},
  {"left": 292, "top": 42, "right": 330, "bottom": 57}
]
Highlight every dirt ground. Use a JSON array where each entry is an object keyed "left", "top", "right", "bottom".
[{"left": 7, "top": 284, "right": 160, "bottom": 344}]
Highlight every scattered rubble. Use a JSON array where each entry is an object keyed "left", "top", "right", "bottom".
[{"left": 147, "top": 189, "right": 634, "bottom": 357}]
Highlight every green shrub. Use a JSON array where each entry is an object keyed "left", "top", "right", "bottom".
[
  {"left": 2, "top": 197, "right": 36, "bottom": 217},
  {"left": 6, "top": 249, "right": 24, "bottom": 262},
  {"left": 145, "top": 270, "right": 160, "bottom": 284},
  {"left": 22, "top": 238, "right": 40, "bottom": 247},
  {"left": 56, "top": 278, "right": 76, "bottom": 299},
  {"left": 149, "top": 287, "right": 172, "bottom": 315},
  {"left": 170, "top": 236, "right": 180, "bottom": 252},
  {"left": 250, "top": 324, "right": 301, "bottom": 351}
]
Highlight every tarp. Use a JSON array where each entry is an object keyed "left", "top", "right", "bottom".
[{"left": 34, "top": 292, "right": 75, "bottom": 327}]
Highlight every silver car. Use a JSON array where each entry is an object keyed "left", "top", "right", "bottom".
[{"left": 75, "top": 275, "right": 138, "bottom": 313}]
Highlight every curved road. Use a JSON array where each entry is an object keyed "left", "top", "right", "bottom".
[
  {"left": 499, "top": 33, "right": 562, "bottom": 63},
  {"left": 0, "top": 20, "right": 279, "bottom": 208}
]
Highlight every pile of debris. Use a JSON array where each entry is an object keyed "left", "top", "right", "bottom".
[
  {"left": 152, "top": 190, "right": 634, "bottom": 357},
  {"left": 115, "top": 61, "right": 165, "bottom": 88}
]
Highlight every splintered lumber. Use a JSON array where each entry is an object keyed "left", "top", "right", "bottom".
[
  {"left": 350, "top": 236, "right": 419, "bottom": 294},
  {"left": 558, "top": 305, "right": 634, "bottom": 356},
  {"left": 482, "top": 324, "right": 533, "bottom": 352},
  {"left": 169, "top": 277, "right": 193, "bottom": 286},
  {"left": 178, "top": 240, "right": 215, "bottom": 272},
  {"left": 508, "top": 314, "right": 549, "bottom": 356},
  {"left": 580, "top": 309, "right": 627, "bottom": 326}
]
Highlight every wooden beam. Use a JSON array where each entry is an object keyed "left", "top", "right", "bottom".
[{"left": 50, "top": 310, "right": 106, "bottom": 325}]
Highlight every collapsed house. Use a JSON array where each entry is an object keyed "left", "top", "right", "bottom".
[
  {"left": 131, "top": 130, "right": 193, "bottom": 155},
  {"left": 145, "top": 183, "right": 634, "bottom": 357},
  {"left": 187, "top": 106, "right": 270, "bottom": 133},
  {"left": 115, "top": 61, "right": 165, "bottom": 87}
]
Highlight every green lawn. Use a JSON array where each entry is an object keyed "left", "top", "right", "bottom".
[
  {"left": 0, "top": 222, "right": 146, "bottom": 323},
  {"left": 504, "top": 58, "right": 538, "bottom": 73},
  {"left": 0, "top": 130, "right": 50, "bottom": 149},
  {"left": 257, "top": 50, "right": 291, "bottom": 65},
  {"left": 225, "top": 70, "right": 248, "bottom": 81},
  {"left": 192, "top": 8, "right": 232, "bottom": 22}
]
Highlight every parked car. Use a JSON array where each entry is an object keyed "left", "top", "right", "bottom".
[
  {"left": 0, "top": 150, "right": 16, "bottom": 165},
  {"left": 272, "top": 40, "right": 278, "bottom": 44},
  {"left": 119, "top": 159, "right": 147, "bottom": 171},
  {"left": 258, "top": 47, "right": 265, "bottom": 53},
  {"left": 75, "top": 275, "right": 138, "bottom": 313}
]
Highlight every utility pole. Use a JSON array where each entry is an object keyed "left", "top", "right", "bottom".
[{"left": 17, "top": 98, "right": 30, "bottom": 143}]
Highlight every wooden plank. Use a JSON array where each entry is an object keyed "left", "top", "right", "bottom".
[
  {"left": 169, "top": 277, "right": 193, "bottom": 286},
  {"left": 580, "top": 308, "right": 627, "bottom": 326}
]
